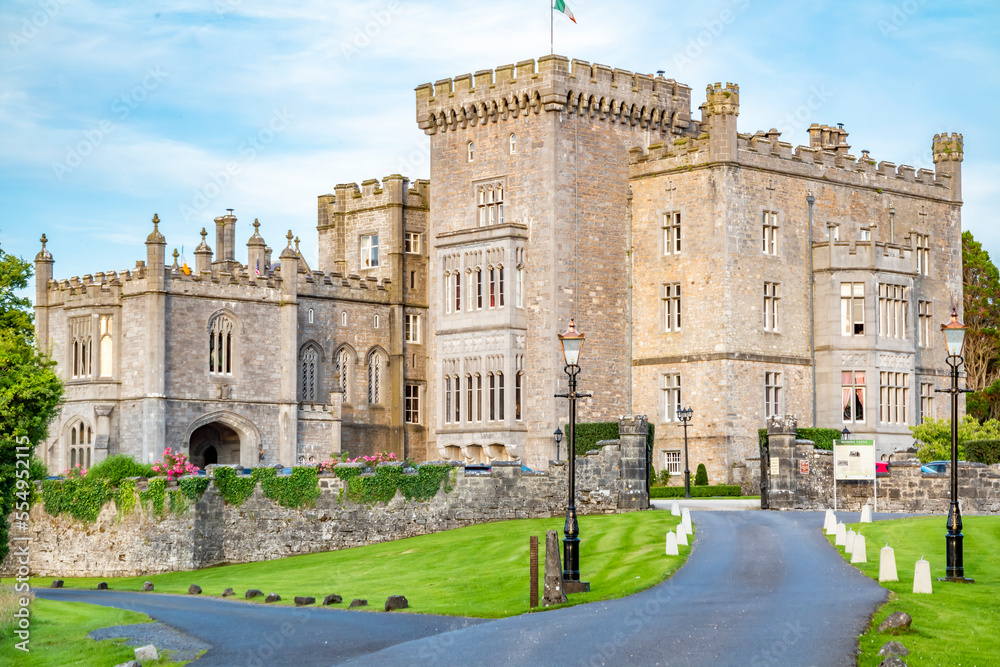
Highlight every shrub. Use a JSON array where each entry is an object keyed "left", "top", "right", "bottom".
[
  {"left": 694, "top": 463, "right": 708, "bottom": 486},
  {"left": 565, "top": 421, "right": 656, "bottom": 456},
  {"left": 652, "top": 469, "right": 671, "bottom": 487},
  {"left": 650, "top": 485, "right": 741, "bottom": 498},
  {"left": 910, "top": 416, "right": 1000, "bottom": 462},
  {"left": 966, "top": 439, "right": 1000, "bottom": 465},
  {"left": 28, "top": 456, "right": 49, "bottom": 482},
  {"left": 152, "top": 447, "right": 199, "bottom": 480},
  {"left": 758, "top": 427, "right": 843, "bottom": 453},
  {"left": 88, "top": 455, "right": 155, "bottom": 486}
]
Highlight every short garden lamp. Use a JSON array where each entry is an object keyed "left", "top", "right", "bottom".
[
  {"left": 841, "top": 426, "right": 850, "bottom": 441},
  {"left": 938, "top": 306, "right": 973, "bottom": 583},
  {"left": 553, "top": 427, "right": 563, "bottom": 462}
]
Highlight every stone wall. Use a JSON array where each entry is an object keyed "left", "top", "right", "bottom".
[
  {"left": 4, "top": 417, "right": 649, "bottom": 578},
  {"left": 763, "top": 417, "right": 1000, "bottom": 512}
]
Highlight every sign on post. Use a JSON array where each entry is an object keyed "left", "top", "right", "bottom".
[{"left": 834, "top": 439, "right": 875, "bottom": 480}]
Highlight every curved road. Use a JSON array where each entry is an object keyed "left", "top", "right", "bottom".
[{"left": 37, "top": 510, "right": 888, "bottom": 667}]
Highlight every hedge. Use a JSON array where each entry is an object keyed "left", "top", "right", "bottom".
[
  {"left": 758, "top": 427, "right": 842, "bottom": 452},
  {"left": 650, "top": 485, "right": 741, "bottom": 498},
  {"left": 566, "top": 421, "right": 656, "bottom": 456},
  {"left": 966, "top": 439, "right": 1000, "bottom": 466}
]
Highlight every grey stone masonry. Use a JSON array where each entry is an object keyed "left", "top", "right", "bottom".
[{"left": 3, "top": 416, "right": 649, "bottom": 578}]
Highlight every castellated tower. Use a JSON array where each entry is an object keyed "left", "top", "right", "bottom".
[{"left": 415, "top": 55, "right": 696, "bottom": 468}]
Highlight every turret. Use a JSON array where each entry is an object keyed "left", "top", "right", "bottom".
[
  {"left": 34, "top": 234, "right": 53, "bottom": 348},
  {"left": 194, "top": 228, "right": 213, "bottom": 275},
  {"left": 703, "top": 82, "right": 739, "bottom": 163},
  {"left": 279, "top": 230, "right": 298, "bottom": 299},
  {"left": 247, "top": 219, "right": 267, "bottom": 278},
  {"left": 933, "top": 132, "right": 963, "bottom": 202},
  {"left": 145, "top": 214, "right": 166, "bottom": 290},
  {"left": 213, "top": 210, "right": 238, "bottom": 272}
]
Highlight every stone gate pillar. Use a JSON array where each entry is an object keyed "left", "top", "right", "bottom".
[
  {"left": 767, "top": 415, "right": 798, "bottom": 509},
  {"left": 618, "top": 414, "right": 649, "bottom": 511}
]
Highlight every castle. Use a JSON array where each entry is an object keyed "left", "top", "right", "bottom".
[{"left": 34, "top": 55, "right": 964, "bottom": 483}]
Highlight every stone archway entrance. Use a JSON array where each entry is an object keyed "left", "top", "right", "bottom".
[
  {"left": 185, "top": 411, "right": 262, "bottom": 469},
  {"left": 189, "top": 423, "right": 241, "bottom": 468}
]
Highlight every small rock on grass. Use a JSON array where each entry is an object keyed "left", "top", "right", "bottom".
[
  {"left": 134, "top": 644, "right": 158, "bottom": 661},
  {"left": 348, "top": 598, "right": 367, "bottom": 609},
  {"left": 878, "top": 641, "right": 910, "bottom": 657},
  {"left": 264, "top": 593, "right": 281, "bottom": 603},
  {"left": 188, "top": 584, "right": 202, "bottom": 595},
  {"left": 878, "top": 611, "right": 912, "bottom": 633},
  {"left": 878, "top": 657, "right": 908, "bottom": 667},
  {"left": 97, "top": 582, "right": 109, "bottom": 590},
  {"left": 222, "top": 587, "right": 235, "bottom": 597},
  {"left": 50, "top": 580, "right": 63, "bottom": 589},
  {"left": 384, "top": 595, "right": 408, "bottom": 611},
  {"left": 323, "top": 594, "right": 342, "bottom": 605},
  {"left": 294, "top": 596, "right": 315, "bottom": 606},
  {"left": 245, "top": 589, "right": 263, "bottom": 599},
  {"left": 142, "top": 582, "right": 154, "bottom": 592}
]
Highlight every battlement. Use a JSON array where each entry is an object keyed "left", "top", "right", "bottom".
[
  {"left": 703, "top": 82, "right": 739, "bottom": 116},
  {"left": 933, "top": 132, "right": 963, "bottom": 163},
  {"left": 415, "top": 54, "right": 694, "bottom": 136}
]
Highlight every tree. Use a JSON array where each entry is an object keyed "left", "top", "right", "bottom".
[
  {"left": 694, "top": 463, "right": 709, "bottom": 486},
  {"left": 0, "top": 244, "right": 63, "bottom": 563},
  {"left": 962, "top": 231, "right": 1000, "bottom": 420},
  {"left": 909, "top": 415, "right": 1000, "bottom": 462}
]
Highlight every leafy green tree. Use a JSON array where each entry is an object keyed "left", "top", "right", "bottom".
[
  {"left": 0, "top": 245, "right": 63, "bottom": 563},
  {"left": 909, "top": 415, "right": 1000, "bottom": 462},
  {"left": 962, "top": 231, "right": 1000, "bottom": 421}
]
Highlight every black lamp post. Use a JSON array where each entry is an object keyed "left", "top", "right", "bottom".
[
  {"left": 553, "top": 428, "right": 563, "bottom": 462},
  {"left": 678, "top": 407, "right": 693, "bottom": 498},
  {"left": 841, "top": 426, "right": 851, "bottom": 441},
  {"left": 936, "top": 307, "right": 974, "bottom": 583},
  {"left": 555, "top": 319, "right": 591, "bottom": 592}
]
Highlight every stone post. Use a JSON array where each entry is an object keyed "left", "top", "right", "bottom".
[
  {"left": 278, "top": 232, "right": 299, "bottom": 466},
  {"left": 766, "top": 415, "right": 797, "bottom": 509},
  {"left": 618, "top": 414, "right": 650, "bottom": 510},
  {"left": 385, "top": 175, "right": 406, "bottom": 460},
  {"left": 542, "top": 529, "right": 567, "bottom": 606},
  {"left": 246, "top": 219, "right": 267, "bottom": 280},
  {"left": 194, "top": 228, "right": 213, "bottom": 276},
  {"left": 329, "top": 390, "right": 343, "bottom": 457},
  {"left": 93, "top": 405, "right": 114, "bottom": 465},
  {"left": 34, "top": 235, "right": 53, "bottom": 352}
]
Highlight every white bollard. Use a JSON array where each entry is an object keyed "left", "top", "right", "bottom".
[
  {"left": 671, "top": 501, "right": 681, "bottom": 517},
  {"left": 675, "top": 527, "right": 688, "bottom": 546},
  {"left": 823, "top": 509, "right": 834, "bottom": 534},
  {"left": 845, "top": 529, "right": 856, "bottom": 554},
  {"left": 860, "top": 503, "right": 872, "bottom": 523},
  {"left": 665, "top": 531, "right": 679, "bottom": 556},
  {"left": 913, "top": 557, "right": 933, "bottom": 594},
  {"left": 850, "top": 534, "right": 867, "bottom": 563},
  {"left": 879, "top": 544, "right": 898, "bottom": 582},
  {"left": 835, "top": 522, "right": 847, "bottom": 546}
]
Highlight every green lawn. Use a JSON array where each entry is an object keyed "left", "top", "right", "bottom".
[
  {"left": 13, "top": 511, "right": 689, "bottom": 619},
  {"left": 0, "top": 597, "right": 190, "bottom": 666},
  {"left": 828, "top": 515, "right": 1000, "bottom": 667}
]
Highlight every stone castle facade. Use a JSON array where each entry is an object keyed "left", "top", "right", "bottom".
[{"left": 35, "top": 55, "right": 964, "bottom": 482}]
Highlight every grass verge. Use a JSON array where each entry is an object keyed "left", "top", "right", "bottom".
[
  {"left": 827, "top": 515, "right": 999, "bottom": 667},
  {"left": 0, "top": 595, "right": 190, "bottom": 666},
  {"left": 10, "top": 511, "right": 689, "bottom": 619}
]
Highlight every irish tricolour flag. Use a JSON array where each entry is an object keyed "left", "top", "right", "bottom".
[{"left": 554, "top": 0, "right": 576, "bottom": 23}]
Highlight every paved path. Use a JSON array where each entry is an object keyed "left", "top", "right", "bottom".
[
  {"left": 651, "top": 498, "right": 761, "bottom": 512},
  {"left": 38, "top": 511, "right": 889, "bottom": 666}
]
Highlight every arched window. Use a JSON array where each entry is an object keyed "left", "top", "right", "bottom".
[
  {"left": 336, "top": 348, "right": 351, "bottom": 403},
  {"left": 308, "top": 308, "right": 314, "bottom": 324},
  {"left": 453, "top": 374, "right": 461, "bottom": 423},
  {"left": 374, "top": 314, "right": 380, "bottom": 329},
  {"left": 68, "top": 421, "right": 93, "bottom": 471},
  {"left": 99, "top": 315, "right": 113, "bottom": 377},
  {"left": 497, "top": 371, "right": 505, "bottom": 421},
  {"left": 476, "top": 373, "right": 483, "bottom": 421},
  {"left": 488, "top": 372, "right": 496, "bottom": 421},
  {"left": 466, "top": 374, "right": 473, "bottom": 422},
  {"left": 367, "top": 350, "right": 383, "bottom": 405},
  {"left": 300, "top": 345, "right": 320, "bottom": 402},
  {"left": 341, "top": 311, "right": 347, "bottom": 326},
  {"left": 209, "top": 314, "right": 235, "bottom": 375},
  {"left": 454, "top": 272, "right": 461, "bottom": 312},
  {"left": 509, "top": 132, "right": 517, "bottom": 154},
  {"left": 444, "top": 272, "right": 452, "bottom": 314},
  {"left": 515, "top": 371, "right": 523, "bottom": 421},
  {"left": 444, "top": 376, "right": 452, "bottom": 424},
  {"left": 70, "top": 317, "right": 92, "bottom": 379},
  {"left": 468, "top": 141, "right": 475, "bottom": 161}
]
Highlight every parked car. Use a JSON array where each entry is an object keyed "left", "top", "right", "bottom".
[{"left": 921, "top": 460, "right": 950, "bottom": 474}]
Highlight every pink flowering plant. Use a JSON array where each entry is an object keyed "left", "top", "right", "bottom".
[
  {"left": 317, "top": 451, "right": 397, "bottom": 473},
  {"left": 152, "top": 447, "right": 200, "bottom": 480},
  {"left": 62, "top": 463, "right": 88, "bottom": 479}
]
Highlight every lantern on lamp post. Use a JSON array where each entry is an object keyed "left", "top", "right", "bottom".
[
  {"left": 553, "top": 427, "right": 563, "bottom": 462},
  {"left": 555, "top": 319, "right": 591, "bottom": 592},
  {"left": 937, "top": 307, "right": 974, "bottom": 583}
]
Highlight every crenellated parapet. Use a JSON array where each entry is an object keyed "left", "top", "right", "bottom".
[
  {"left": 703, "top": 82, "right": 739, "bottom": 117},
  {"left": 415, "top": 55, "right": 694, "bottom": 137},
  {"left": 932, "top": 132, "right": 963, "bottom": 163},
  {"left": 318, "top": 174, "right": 428, "bottom": 226}
]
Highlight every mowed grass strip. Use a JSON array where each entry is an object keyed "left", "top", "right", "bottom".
[
  {"left": 16, "top": 511, "right": 688, "bottom": 619},
  {"left": 827, "top": 515, "right": 1000, "bottom": 667},
  {"left": 0, "top": 597, "right": 189, "bottom": 667}
]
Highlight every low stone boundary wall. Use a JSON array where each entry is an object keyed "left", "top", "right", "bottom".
[
  {"left": 4, "top": 416, "right": 651, "bottom": 578},
  {"left": 763, "top": 416, "right": 1000, "bottom": 512}
]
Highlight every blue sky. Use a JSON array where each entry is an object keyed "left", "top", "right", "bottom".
[{"left": 1, "top": 0, "right": 997, "bottom": 296}]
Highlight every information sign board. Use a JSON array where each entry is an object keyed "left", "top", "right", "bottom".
[{"left": 833, "top": 439, "right": 875, "bottom": 481}]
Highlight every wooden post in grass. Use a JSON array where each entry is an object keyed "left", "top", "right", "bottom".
[{"left": 529, "top": 536, "right": 539, "bottom": 608}]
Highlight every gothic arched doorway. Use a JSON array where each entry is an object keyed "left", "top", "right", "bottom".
[{"left": 189, "top": 423, "right": 240, "bottom": 468}]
